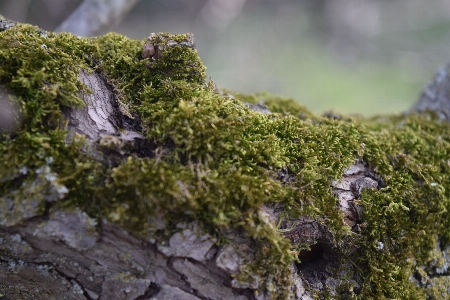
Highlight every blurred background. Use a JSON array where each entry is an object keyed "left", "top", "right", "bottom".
[{"left": 2, "top": 0, "right": 450, "bottom": 116}]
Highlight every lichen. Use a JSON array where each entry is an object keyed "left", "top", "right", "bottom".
[
  {"left": 1, "top": 22, "right": 450, "bottom": 299},
  {"left": 428, "top": 276, "right": 450, "bottom": 300}
]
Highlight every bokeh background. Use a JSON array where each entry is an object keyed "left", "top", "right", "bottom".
[{"left": 2, "top": 0, "right": 450, "bottom": 116}]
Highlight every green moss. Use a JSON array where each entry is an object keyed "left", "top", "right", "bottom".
[
  {"left": 228, "top": 90, "right": 317, "bottom": 120},
  {"left": 428, "top": 277, "right": 450, "bottom": 299},
  {"left": 1, "top": 22, "right": 450, "bottom": 299}
]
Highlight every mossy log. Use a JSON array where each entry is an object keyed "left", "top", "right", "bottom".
[{"left": 1, "top": 18, "right": 450, "bottom": 300}]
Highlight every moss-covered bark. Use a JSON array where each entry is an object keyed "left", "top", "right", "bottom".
[{"left": 1, "top": 19, "right": 450, "bottom": 299}]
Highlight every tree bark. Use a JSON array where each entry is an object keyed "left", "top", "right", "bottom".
[
  {"left": 0, "top": 68, "right": 308, "bottom": 300},
  {"left": 412, "top": 61, "right": 450, "bottom": 121}
]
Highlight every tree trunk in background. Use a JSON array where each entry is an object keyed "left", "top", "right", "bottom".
[
  {"left": 412, "top": 61, "right": 450, "bottom": 121},
  {"left": 55, "top": 0, "right": 140, "bottom": 36}
]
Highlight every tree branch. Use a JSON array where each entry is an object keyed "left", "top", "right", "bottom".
[{"left": 54, "top": 0, "right": 140, "bottom": 36}]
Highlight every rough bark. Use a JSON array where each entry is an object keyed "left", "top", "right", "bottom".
[
  {"left": 412, "top": 60, "right": 450, "bottom": 121},
  {"left": 0, "top": 65, "right": 312, "bottom": 300},
  {"left": 0, "top": 66, "right": 406, "bottom": 300}
]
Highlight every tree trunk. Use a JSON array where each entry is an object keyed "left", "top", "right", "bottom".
[{"left": 1, "top": 18, "right": 450, "bottom": 300}]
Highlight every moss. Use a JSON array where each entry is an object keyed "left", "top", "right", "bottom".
[
  {"left": 228, "top": 90, "right": 317, "bottom": 120},
  {"left": 1, "top": 22, "right": 450, "bottom": 299},
  {"left": 428, "top": 277, "right": 450, "bottom": 299}
]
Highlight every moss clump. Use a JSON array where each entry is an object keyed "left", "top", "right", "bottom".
[
  {"left": 1, "top": 22, "right": 450, "bottom": 299},
  {"left": 228, "top": 90, "right": 317, "bottom": 120},
  {"left": 428, "top": 276, "right": 450, "bottom": 299}
]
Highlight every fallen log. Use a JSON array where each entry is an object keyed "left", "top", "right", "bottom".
[{"left": 1, "top": 18, "right": 450, "bottom": 299}]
